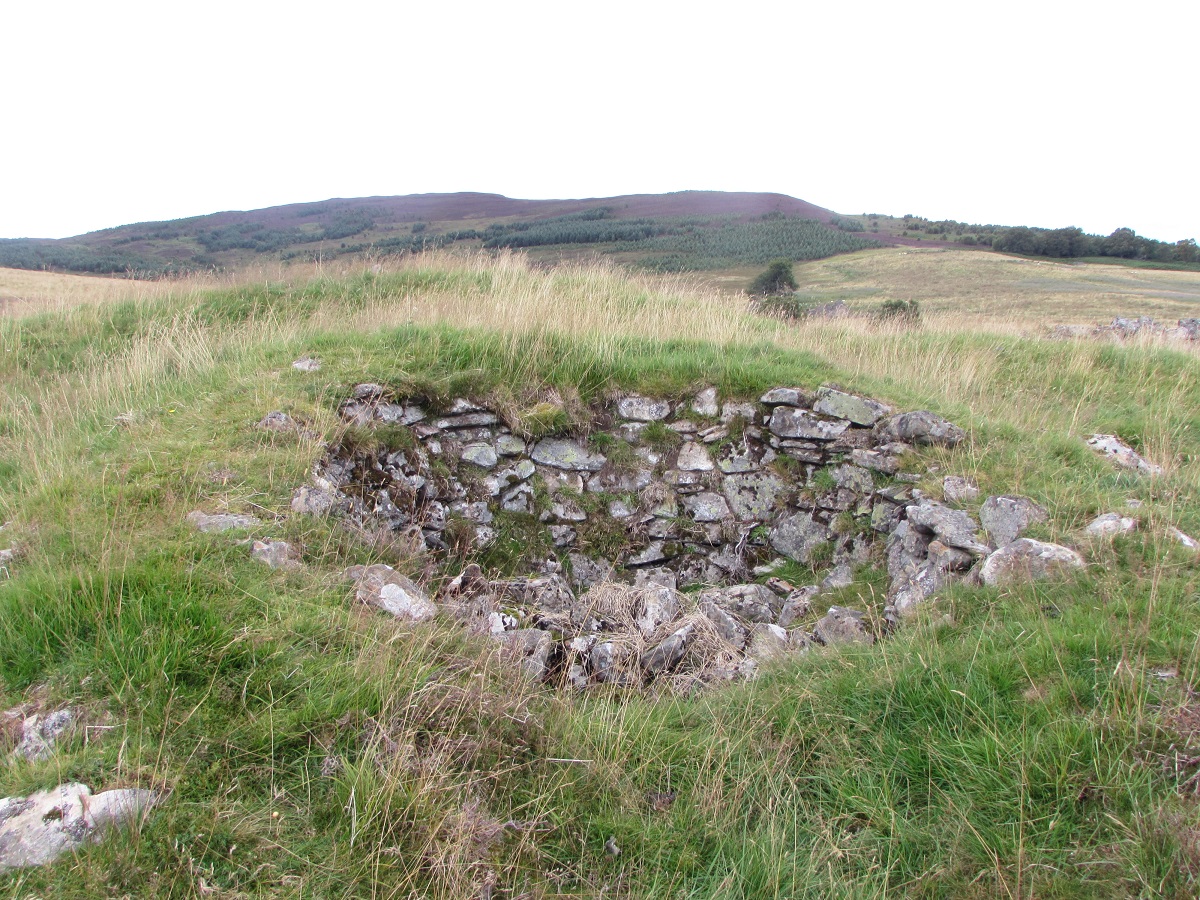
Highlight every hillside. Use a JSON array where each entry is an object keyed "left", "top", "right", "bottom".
[
  {"left": 0, "top": 253, "right": 1198, "bottom": 897},
  {"left": 0, "top": 191, "right": 857, "bottom": 275}
]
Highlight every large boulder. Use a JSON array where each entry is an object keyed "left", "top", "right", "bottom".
[
  {"left": 979, "top": 539, "right": 1085, "bottom": 587},
  {"left": 980, "top": 495, "right": 1048, "bottom": 547},
  {"left": 874, "top": 411, "right": 966, "bottom": 448}
]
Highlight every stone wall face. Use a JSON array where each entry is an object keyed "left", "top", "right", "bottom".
[{"left": 308, "top": 384, "right": 965, "bottom": 593}]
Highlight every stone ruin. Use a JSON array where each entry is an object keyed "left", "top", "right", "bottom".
[
  {"left": 274, "top": 380, "right": 1129, "bottom": 690},
  {"left": 1051, "top": 316, "right": 1200, "bottom": 343}
]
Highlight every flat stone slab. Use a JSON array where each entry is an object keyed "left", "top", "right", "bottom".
[
  {"left": 768, "top": 408, "right": 850, "bottom": 441},
  {"left": 531, "top": 439, "right": 607, "bottom": 472},
  {"left": 1086, "top": 434, "right": 1163, "bottom": 476},
  {"left": 813, "top": 386, "right": 893, "bottom": 426},
  {"left": 0, "top": 783, "right": 156, "bottom": 871},
  {"left": 187, "top": 511, "right": 262, "bottom": 533}
]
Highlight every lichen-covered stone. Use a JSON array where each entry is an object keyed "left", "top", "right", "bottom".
[
  {"left": 531, "top": 439, "right": 607, "bottom": 471},
  {"left": 979, "top": 539, "right": 1085, "bottom": 587},
  {"left": 875, "top": 411, "right": 965, "bottom": 448},
  {"left": 770, "top": 512, "right": 832, "bottom": 563},
  {"left": 980, "top": 495, "right": 1048, "bottom": 547},
  {"left": 768, "top": 408, "right": 850, "bottom": 441},
  {"left": 617, "top": 395, "right": 671, "bottom": 421},
  {"left": 813, "top": 386, "right": 893, "bottom": 426}
]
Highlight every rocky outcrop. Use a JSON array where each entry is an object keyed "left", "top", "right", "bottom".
[{"left": 980, "top": 495, "right": 1048, "bottom": 547}]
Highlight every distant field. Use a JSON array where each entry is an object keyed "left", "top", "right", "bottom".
[
  {"left": 705, "top": 247, "right": 1200, "bottom": 325},
  {"left": 0, "top": 267, "right": 166, "bottom": 317}
]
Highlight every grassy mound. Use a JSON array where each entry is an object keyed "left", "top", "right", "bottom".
[{"left": 0, "top": 254, "right": 1198, "bottom": 897}]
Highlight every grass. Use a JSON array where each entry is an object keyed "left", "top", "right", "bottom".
[
  {"left": 701, "top": 247, "right": 1200, "bottom": 326},
  {"left": 0, "top": 252, "right": 1198, "bottom": 896}
]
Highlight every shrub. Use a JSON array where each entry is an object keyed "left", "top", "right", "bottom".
[
  {"left": 748, "top": 259, "right": 798, "bottom": 296},
  {"left": 878, "top": 299, "right": 921, "bottom": 323}
]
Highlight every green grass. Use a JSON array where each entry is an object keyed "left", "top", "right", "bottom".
[{"left": 0, "top": 256, "right": 1198, "bottom": 897}]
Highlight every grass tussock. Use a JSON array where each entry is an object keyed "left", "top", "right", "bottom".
[{"left": 0, "top": 252, "right": 1198, "bottom": 897}]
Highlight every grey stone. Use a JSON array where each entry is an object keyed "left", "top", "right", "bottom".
[
  {"left": 691, "top": 387, "right": 719, "bottom": 417},
  {"left": 617, "top": 395, "right": 671, "bottom": 422},
  {"left": 770, "top": 512, "right": 832, "bottom": 563},
  {"left": 291, "top": 486, "right": 341, "bottom": 516},
  {"left": 682, "top": 492, "right": 731, "bottom": 523},
  {"left": 495, "top": 434, "right": 526, "bottom": 457},
  {"left": 888, "top": 561, "right": 952, "bottom": 617},
  {"left": 588, "top": 467, "right": 652, "bottom": 493},
  {"left": 532, "top": 439, "right": 607, "bottom": 472},
  {"left": 292, "top": 356, "right": 321, "bottom": 372},
  {"left": 676, "top": 442, "right": 714, "bottom": 472},
  {"left": 874, "top": 411, "right": 966, "bottom": 448},
  {"left": 461, "top": 443, "right": 499, "bottom": 469},
  {"left": 628, "top": 542, "right": 670, "bottom": 567},
  {"left": 551, "top": 499, "right": 587, "bottom": 523},
  {"left": 707, "top": 584, "right": 780, "bottom": 623},
  {"left": 716, "top": 444, "right": 761, "bottom": 473},
  {"left": 746, "top": 623, "right": 790, "bottom": 661},
  {"left": 979, "top": 539, "right": 1085, "bottom": 587},
  {"left": 640, "top": 624, "right": 693, "bottom": 675},
  {"left": 433, "top": 412, "right": 498, "bottom": 430},
  {"left": 906, "top": 501, "right": 990, "bottom": 556},
  {"left": 633, "top": 570, "right": 681, "bottom": 637},
  {"left": 668, "top": 420, "right": 699, "bottom": 434},
  {"left": 251, "top": 540, "right": 301, "bottom": 571},
  {"left": 1170, "top": 528, "right": 1199, "bottom": 552},
  {"left": 821, "top": 564, "right": 854, "bottom": 592},
  {"left": 1084, "top": 513, "right": 1137, "bottom": 538},
  {"left": 777, "top": 586, "right": 818, "bottom": 627},
  {"left": 813, "top": 386, "right": 893, "bottom": 426},
  {"left": 722, "top": 472, "right": 787, "bottom": 521},
  {"left": 1086, "top": 434, "right": 1163, "bottom": 476},
  {"left": 980, "top": 495, "right": 1048, "bottom": 547},
  {"left": 943, "top": 476, "right": 980, "bottom": 504},
  {"left": 699, "top": 601, "right": 747, "bottom": 649},
  {"left": 187, "top": 511, "right": 262, "bottom": 533},
  {"left": 886, "top": 521, "right": 933, "bottom": 582},
  {"left": 569, "top": 553, "right": 615, "bottom": 589},
  {"left": 608, "top": 499, "right": 634, "bottom": 519},
  {"left": 12, "top": 709, "right": 75, "bottom": 762},
  {"left": 850, "top": 449, "right": 899, "bottom": 475},
  {"left": 720, "top": 401, "right": 758, "bottom": 423},
  {"left": 549, "top": 525, "right": 577, "bottom": 547},
  {"left": 498, "top": 629, "right": 555, "bottom": 681},
  {"left": 257, "top": 410, "right": 297, "bottom": 432},
  {"left": 813, "top": 607, "right": 874, "bottom": 645},
  {"left": 760, "top": 387, "right": 813, "bottom": 407},
  {"left": 768, "top": 407, "right": 850, "bottom": 441},
  {"left": 0, "top": 783, "right": 157, "bottom": 871},
  {"left": 352, "top": 383, "right": 385, "bottom": 400},
  {"left": 344, "top": 564, "right": 437, "bottom": 622},
  {"left": 831, "top": 464, "right": 874, "bottom": 495}
]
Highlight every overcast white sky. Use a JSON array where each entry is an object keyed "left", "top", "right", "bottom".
[{"left": 2, "top": 1, "right": 1196, "bottom": 242}]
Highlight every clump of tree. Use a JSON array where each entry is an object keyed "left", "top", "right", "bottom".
[
  {"left": 991, "top": 226, "right": 1197, "bottom": 263},
  {"left": 748, "top": 259, "right": 798, "bottom": 296}
]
